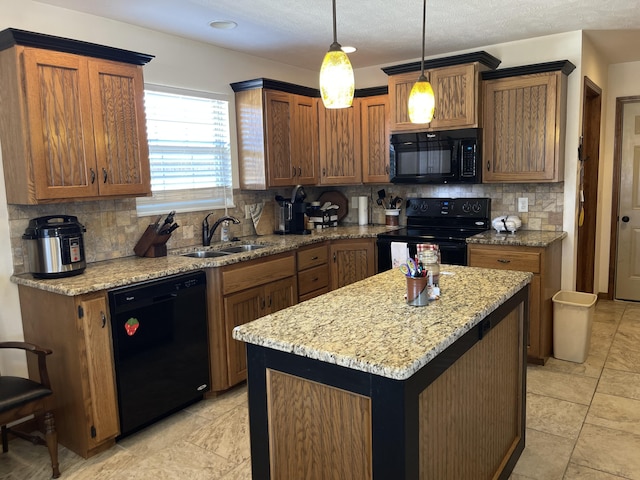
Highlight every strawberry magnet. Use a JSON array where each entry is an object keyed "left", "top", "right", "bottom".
[{"left": 124, "top": 318, "right": 140, "bottom": 336}]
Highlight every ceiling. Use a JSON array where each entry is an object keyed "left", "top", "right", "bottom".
[{"left": 36, "top": 0, "right": 640, "bottom": 70}]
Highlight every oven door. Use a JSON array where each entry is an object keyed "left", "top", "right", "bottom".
[{"left": 377, "top": 237, "right": 468, "bottom": 272}]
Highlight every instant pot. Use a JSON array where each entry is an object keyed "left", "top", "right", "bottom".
[{"left": 23, "top": 215, "right": 86, "bottom": 278}]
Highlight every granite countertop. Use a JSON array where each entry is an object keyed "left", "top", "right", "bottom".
[
  {"left": 232, "top": 265, "right": 532, "bottom": 380},
  {"left": 11, "top": 225, "right": 394, "bottom": 296},
  {"left": 466, "top": 229, "right": 567, "bottom": 247}
]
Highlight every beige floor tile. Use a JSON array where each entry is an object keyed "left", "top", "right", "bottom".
[
  {"left": 0, "top": 436, "right": 84, "bottom": 480},
  {"left": 220, "top": 459, "right": 252, "bottom": 480},
  {"left": 572, "top": 423, "right": 640, "bottom": 479},
  {"left": 185, "top": 384, "right": 248, "bottom": 420},
  {"left": 597, "top": 368, "right": 640, "bottom": 401},
  {"left": 605, "top": 338, "right": 640, "bottom": 374},
  {"left": 186, "top": 405, "right": 251, "bottom": 465},
  {"left": 585, "top": 393, "right": 640, "bottom": 436},
  {"left": 594, "top": 300, "right": 627, "bottom": 317},
  {"left": 510, "top": 428, "right": 574, "bottom": 480},
  {"left": 564, "top": 462, "right": 631, "bottom": 479},
  {"left": 527, "top": 366, "right": 598, "bottom": 405},
  {"left": 61, "top": 447, "right": 139, "bottom": 480},
  {"left": 526, "top": 393, "right": 588, "bottom": 439}
]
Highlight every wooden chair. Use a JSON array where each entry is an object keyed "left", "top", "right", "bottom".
[{"left": 0, "top": 341, "right": 60, "bottom": 478}]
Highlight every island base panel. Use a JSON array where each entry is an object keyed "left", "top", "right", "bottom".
[{"left": 266, "top": 369, "right": 373, "bottom": 479}]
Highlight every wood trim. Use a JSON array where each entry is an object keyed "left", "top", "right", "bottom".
[
  {"left": 0, "top": 28, "right": 153, "bottom": 65},
  {"left": 608, "top": 96, "right": 640, "bottom": 300},
  {"left": 382, "top": 50, "right": 501, "bottom": 75}
]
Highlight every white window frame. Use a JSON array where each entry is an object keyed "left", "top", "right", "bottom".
[{"left": 136, "top": 84, "right": 234, "bottom": 216}]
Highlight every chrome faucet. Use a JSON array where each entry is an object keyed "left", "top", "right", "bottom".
[{"left": 202, "top": 214, "right": 240, "bottom": 246}]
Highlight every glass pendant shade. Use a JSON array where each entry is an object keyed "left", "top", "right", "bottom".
[
  {"left": 320, "top": 44, "right": 355, "bottom": 108},
  {"left": 408, "top": 74, "right": 435, "bottom": 123}
]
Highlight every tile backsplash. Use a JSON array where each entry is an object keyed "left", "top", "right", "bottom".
[{"left": 8, "top": 182, "right": 563, "bottom": 274}]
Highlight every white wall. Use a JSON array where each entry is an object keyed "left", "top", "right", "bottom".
[{"left": 598, "top": 60, "right": 640, "bottom": 293}]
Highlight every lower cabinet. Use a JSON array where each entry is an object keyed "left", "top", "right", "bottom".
[
  {"left": 297, "top": 242, "right": 330, "bottom": 302},
  {"left": 208, "top": 252, "right": 297, "bottom": 391},
  {"left": 330, "top": 239, "right": 376, "bottom": 290},
  {"left": 17, "top": 287, "right": 119, "bottom": 458},
  {"left": 467, "top": 241, "right": 562, "bottom": 364}
]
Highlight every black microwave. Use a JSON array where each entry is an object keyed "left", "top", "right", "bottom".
[{"left": 389, "top": 128, "right": 481, "bottom": 184}]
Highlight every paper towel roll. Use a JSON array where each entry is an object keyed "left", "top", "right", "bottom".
[{"left": 358, "top": 196, "right": 368, "bottom": 225}]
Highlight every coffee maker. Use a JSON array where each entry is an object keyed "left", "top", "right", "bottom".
[{"left": 274, "top": 185, "right": 310, "bottom": 235}]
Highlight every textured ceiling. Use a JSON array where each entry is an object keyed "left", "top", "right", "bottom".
[{"left": 35, "top": 0, "right": 640, "bottom": 69}]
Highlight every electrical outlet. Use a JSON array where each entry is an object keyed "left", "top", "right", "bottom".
[{"left": 517, "top": 197, "right": 529, "bottom": 213}]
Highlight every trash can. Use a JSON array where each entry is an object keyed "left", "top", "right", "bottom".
[{"left": 552, "top": 290, "right": 598, "bottom": 363}]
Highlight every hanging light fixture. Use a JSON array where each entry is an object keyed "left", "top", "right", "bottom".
[
  {"left": 408, "top": 0, "right": 435, "bottom": 123},
  {"left": 319, "top": 0, "right": 354, "bottom": 109}
]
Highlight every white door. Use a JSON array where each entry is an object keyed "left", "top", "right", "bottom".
[{"left": 615, "top": 101, "right": 640, "bottom": 300}]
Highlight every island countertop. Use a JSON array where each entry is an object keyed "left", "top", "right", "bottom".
[
  {"left": 233, "top": 265, "right": 532, "bottom": 380},
  {"left": 467, "top": 229, "right": 567, "bottom": 247}
]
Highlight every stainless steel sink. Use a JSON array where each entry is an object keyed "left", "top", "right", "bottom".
[
  {"left": 219, "top": 244, "right": 266, "bottom": 253},
  {"left": 183, "top": 250, "right": 230, "bottom": 258}
]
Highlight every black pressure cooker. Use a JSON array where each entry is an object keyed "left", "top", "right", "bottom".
[{"left": 22, "top": 215, "right": 86, "bottom": 278}]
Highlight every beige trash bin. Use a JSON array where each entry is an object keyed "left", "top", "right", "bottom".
[{"left": 552, "top": 291, "right": 598, "bottom": 363}]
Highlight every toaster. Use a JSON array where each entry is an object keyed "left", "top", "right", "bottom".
[{"left": 492, "top": 215, "right": 522, "bottom": 234}]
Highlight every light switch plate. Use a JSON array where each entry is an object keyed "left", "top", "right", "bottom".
[{"left": 517, "top": 197, "right": 529, "bottom": 212}]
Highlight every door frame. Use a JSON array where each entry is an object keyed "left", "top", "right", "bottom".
[
  {"left": 576, "top": 77, "right": 602, "bottom": 293},
  {"left": 608, "top": 95, "right": 640, "bottom": 299}
]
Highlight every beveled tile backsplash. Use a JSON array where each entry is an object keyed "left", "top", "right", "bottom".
[{"left": 7, "top": 182, "right": 563, "bottom": 274}]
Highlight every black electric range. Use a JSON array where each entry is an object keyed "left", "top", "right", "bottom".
[{"left": 377, "top": 197, "right": 491, "bottom": 271}]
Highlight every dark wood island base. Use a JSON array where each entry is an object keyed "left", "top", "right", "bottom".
[{"left": 245, "top": 286, "right": 528, "bottom": 479}]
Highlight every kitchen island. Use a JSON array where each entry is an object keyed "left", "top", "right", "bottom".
[{"left": 233, "top": 265, "right": 532, "bottom": 479}]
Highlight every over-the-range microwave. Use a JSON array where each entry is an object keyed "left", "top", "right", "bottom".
[{"left": 389, "top": 128, "right": 481, "bottom": 184}]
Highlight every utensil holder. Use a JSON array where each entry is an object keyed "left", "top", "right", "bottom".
[
  {"left": 134, "top": 225, "right": 172, "bottom": 258},
  {"left": 385, "top": 209, "right": 401, "bottom": 226},
  {"left": 406, "top": 276, "right": 430, "bottom": 307}
]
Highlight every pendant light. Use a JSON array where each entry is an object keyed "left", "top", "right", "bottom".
[
  {"left": 319, "top": 0, "right": 354, "bottom": 109},
  {"left": 408, "top": 0, "right": 435, "bottom": 123}
]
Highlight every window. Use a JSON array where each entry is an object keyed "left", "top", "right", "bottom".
[{"left": 136, "top": 85, "right": 233, "bottom": 216}]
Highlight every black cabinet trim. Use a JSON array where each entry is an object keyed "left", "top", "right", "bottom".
[
  {"left": 230, "top": 78, "right": 388, "bottom": 98},
  {"left": 481, "top": 60, "right": 576, "bottom": 80},
  {"left": 381, "top": 50, "right": 501, "bottom": 76}
]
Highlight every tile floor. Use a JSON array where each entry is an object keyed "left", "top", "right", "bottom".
[{"left": 2, "top": 299, "right": 640, "bottom": 480}]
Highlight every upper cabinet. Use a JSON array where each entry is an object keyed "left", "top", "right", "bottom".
[
  {"left": 0, "top": 29, "right": 153, "bottom": 204},
  {"left": 360, "top": 94, "right": 390, "bottom": 183},
  {"left": 481, "top": 61, "right": 575, "bottom": 183},
  {"left": 383, "top": 51, "right": 501, "bottom": 134},
  {"left": 232, "top": 79, "right": 320, "bottom": 190}
]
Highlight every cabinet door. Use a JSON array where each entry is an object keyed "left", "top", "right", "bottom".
[
  {"left": 361, "top": 95, "right": 390, "bottom": 183},
  {"left": 429, "top": 64, "right": 477, "bottom": 130},
  {"left": 483, "top": 72, "right": 562, "bottom": 182},
  {"left": 266, "top": 277, "right": 297, "bottom": 313},
  {"left": 265, "top": 90, "right": 294, "bottom": 187},
  {"left": 388, "top": 71, "right": 423, "bottom": 132},
  {"left": 318, "top": 100, "right": 362, "bottom": 184},
  {"left": 330, "top": 239, "right": 375, "bottom": 290},
  {"left": 78, "top": 296, "right": 120, "bottom": 445},
  {"left": 291, "top": 95, "right": 319, "bottom": 184},
  {"left": 22, "top": 48, "right": 99, "bottom": 200},
  {"left": 224, "top": 286, "right": 265, "bottom": 386},
  {"left": 87, "top": 59, "right": 151, "bottom": 196}
]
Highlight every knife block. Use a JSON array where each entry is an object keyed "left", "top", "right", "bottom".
[{"left": 134, "top": 225, "right": 172, "bottom": 258}]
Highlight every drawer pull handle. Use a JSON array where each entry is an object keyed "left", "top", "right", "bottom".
[
  {"left": 497, "top": 259, "right": 511, "bottom": 264},
  {"left": 311, "top": 256, "right": 318, "bottom": 260},
  {"left": 100, "top": 311, "right": 107, "bottom": 328},
  {"left": 312, "top": 277, "right": 318, "bottom": 282}
]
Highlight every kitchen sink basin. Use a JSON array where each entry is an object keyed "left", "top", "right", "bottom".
[
  {"left": 183, "top": 250, "right": 230, "bottom": 258},
  {"left": 219, "top": 244, "right": 266, "bottom": 253}
]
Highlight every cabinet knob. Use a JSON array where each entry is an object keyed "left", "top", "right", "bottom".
[
  {"left": 100, "top": 311, "right": 107, "bottom": 328},
  {"left": 298, "top": 167, "right": 302, "bottom": 176},
  {"left": 102, "top": 168, "right": 108, "bottom": 183},
  {"left": 497, "top": 259, "right": 511, "bottom": 264},
  {"left": 622, "top": 216, "right": 630, "bottom": 223},
  {"left": 90, "top": 168, "right": 96, "bottom": 184},
  {"left": 292, "top": 167, "right": 297, "bottom": 177},
  {"left": 487, "top": 161, "right": 490, "bottom": 172},
  {"left": 323, "top": 168, "right": 326, "bottom": 177}
]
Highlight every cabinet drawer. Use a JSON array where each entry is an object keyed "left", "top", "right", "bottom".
[
  {"left": 298, "top": 265, "right": 329, "bottom": 296},
  {"left": 222, "top": 253, "right": 295, "bottom": 295},
  {"left": 297, "top": 244, "right": 328, "bottom": 270},
  {"left": 299, "top": 286, "right": 330, "bottom": 303},
  {"left": 468, "top": 246, "right": 540, "bottom": 273}
]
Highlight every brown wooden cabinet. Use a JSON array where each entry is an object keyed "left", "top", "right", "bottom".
[
  {"left": 360, "top": 94, "right": 390, "bottom": 183},
  {"left": 482, "top": 63, "right": 573, "bottom": 183},
  {"left": 318, "top": 100, "right": 362, "bottom": 184},
  {"left": 235, "top": 86, "right": 319, "bottom": 189},
  {"left": 387, "top": 63, "right": 479, "bottom": 133},
  {"left": 330, "top": 239, "right": 376, "bottom": 290},
  {"left": 467, "top": 241, "right": 562, "bottom": 364},
  {"left": 17, "top": 287, "right": 119, "bottom": 458},
  {"left": 208, "top": 252, "right": 297, "bottom": 390},
  {"left": 0, "top": 46, "right": 150, "bottom": 204},
  {"left": 297, "top": 242, "right": 330, "bottom": 302}
]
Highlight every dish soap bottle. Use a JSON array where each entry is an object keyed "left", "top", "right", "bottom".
[{"left": 220, "top": 220, "right": 230, "bottom": 242}]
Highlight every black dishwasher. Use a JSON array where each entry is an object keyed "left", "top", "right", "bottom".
[{"left": 108, "top": 270, "right": 210, "bottom": 437}]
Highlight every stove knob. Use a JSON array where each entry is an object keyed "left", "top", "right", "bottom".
[
  {"left": 472, "top": 202, "right": 482, "bottom": 213},
  {"left": 462, "top": 202, "right": 471, "bottom": 213},
  {"left": 420, "top": 203, "right": 429, "bottom": 212}
]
